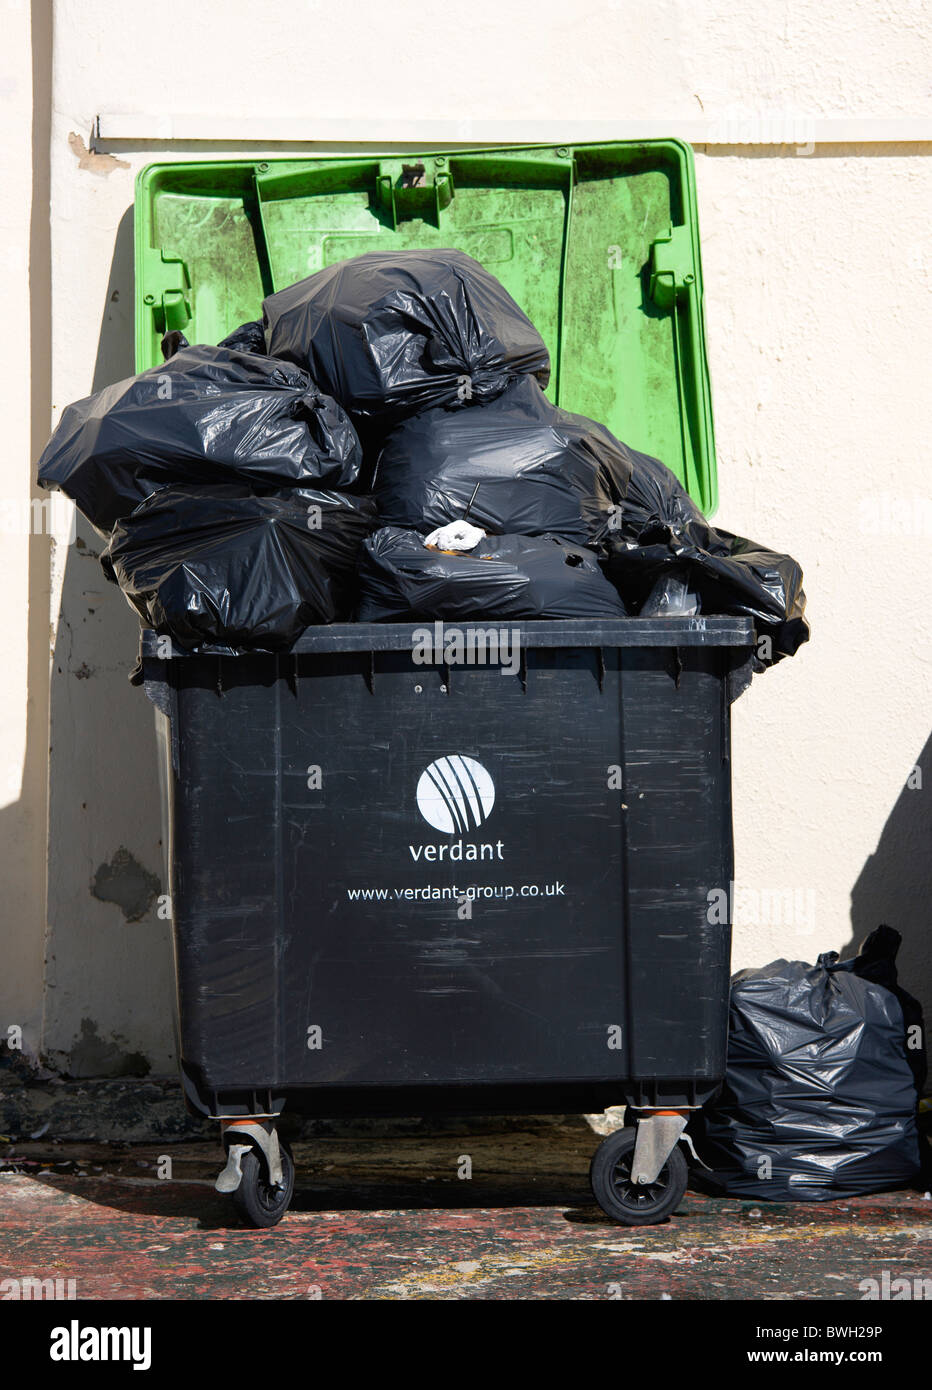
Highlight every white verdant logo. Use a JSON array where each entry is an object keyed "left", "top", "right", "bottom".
[{"left": 416, "top": 755, "right": 495, "bottom": 835}]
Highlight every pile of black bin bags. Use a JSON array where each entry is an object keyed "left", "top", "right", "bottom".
[
  {"left": 689, "top": 928, "right": 928, "bottom": 1200},
  {"left": 37, "top": 248, "right": 808, "bottom": 664}
]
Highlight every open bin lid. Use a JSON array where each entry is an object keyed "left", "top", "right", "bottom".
[{"left": 135, "top": 142, "right": 718, "bottom": 512}]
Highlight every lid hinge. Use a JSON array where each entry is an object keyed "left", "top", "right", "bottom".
[
  {"left": 142, "top": 252, "right": 192, "bottom": 334},
  {"left": 376, "top": 159, "right": 454, "bottom": 228},
  {"left": 648, "top": 224, "right": 695, "bottom": 310}
]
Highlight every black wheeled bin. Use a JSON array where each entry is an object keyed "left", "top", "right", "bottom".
[
  {"left": 135, "top": 141, "right": 743, "bottom": 1226},
  {"left": 143, "top": 617, "right": 755, "bottom": 1225}
]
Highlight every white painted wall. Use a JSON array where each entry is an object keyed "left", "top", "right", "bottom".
[{"left": 3, "top": 0, "right": 930, "bottom": 1075}]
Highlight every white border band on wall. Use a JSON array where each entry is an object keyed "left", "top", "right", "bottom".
[{"left": 92, "top": 115, "right": 932, "bottom": 147}]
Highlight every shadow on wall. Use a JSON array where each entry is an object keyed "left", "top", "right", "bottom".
[
  {"left": 0, "top": 0, "right": 54, "bottom": 1059},
  {"left": 43, "top": 206, "right": 176, "bottom": 1079},
  {"left": 849, "top": 731, "right": 932, "bottom": 1019}
]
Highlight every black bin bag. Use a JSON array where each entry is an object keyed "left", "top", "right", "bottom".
[
  {"left": 600, "top": 446, "right": 808, "bottom": 665},
  {"left": 103, "top": 485, "right": 377, "bottom": 652},
  {"left": 375, "top": 372, "right": 805, "bottom": 664},
  {"left": 374, "top": 376, "right": 634, "bottom": 546},
  {"left": 374, "top": 379, "right": 807, "bottom": 668},
  {"left": 357, "top": 526, "right": 628, "bottom": 622},
  {"left": 689, "top": 927, "right": 927, "bottom": 1201},
  {"left": 262, "top": 249, "right": 551, "bottom": 421},
  {"left": 161, "top": 321, "right": 267, "bottom": 359},
  {"left": 217, "top": 320, "right": 267, "bottom": 355},
  {"left": 37, "top": 345, "right": 362, "bottom": 536}
]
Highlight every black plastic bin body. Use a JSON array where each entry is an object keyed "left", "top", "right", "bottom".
[{"left": 142, "top": 618, "right": 755, "bottom": 1121}]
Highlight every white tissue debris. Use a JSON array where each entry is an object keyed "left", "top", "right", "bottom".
[{"left": 423, "top": 521, "right": 487, "bottom": 552}]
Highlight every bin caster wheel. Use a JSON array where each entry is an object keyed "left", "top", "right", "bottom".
[
  {"left": 231, "top": 1142, "right": 295, "bottom": 1229},
  {"left": 590, "top": 1127, "right": 687, "bottom": 1226}
]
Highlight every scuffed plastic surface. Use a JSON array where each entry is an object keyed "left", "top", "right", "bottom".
[
  {"left": 37, "top": 345, "right": 362, "bottom": 535},
  {"left": 262, "top": 248, "right": 550, "bottom": 420},
  {"left": 143, "top": 620, "right": 744, "bottom": 1106},
  {"left": 690, "top": 928, "right": 926, "bottom": 1200},
  {"left": 357, "top": 526, "right": 628, "bottom": 622},
  {"left": 104, "top": 484, "right": 377, "bottom": 652}
]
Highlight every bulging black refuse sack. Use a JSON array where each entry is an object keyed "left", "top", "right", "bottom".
[
  {"left": 374, "top": 376, "right": 633, "bottom": 546},
  {"left": 600, "top": 445, "right": 809, "bottom": 665},
  {"left": 374, "top": 376, "right": 807, "bottom": 665},
  {"left": 689, "top": 928, "right": 926, "bottom": 1201},
  {"left": 357, "top": 526, "right": 628, "bottom": 622},
  {"left": 37, "top": 345, "right": 362, "bottom": 536},
  {"left": 103, "top": 485, "right": 377, "bottom": 652},
  {"left": 262, "top": 249, "right": 551, "bottom": 421}
]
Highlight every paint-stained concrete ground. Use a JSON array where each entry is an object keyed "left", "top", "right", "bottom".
[{"left": 1, "top": 1114, "right": 930, "bottom": 1300}]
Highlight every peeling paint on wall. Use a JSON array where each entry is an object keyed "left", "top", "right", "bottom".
[
  {"left": 90, "top": 846, "right": 160, "bottom": 922},
  {"left": 67, "top": 132, "right": 129, "bottom": 176}
]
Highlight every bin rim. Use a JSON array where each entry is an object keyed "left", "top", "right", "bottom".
[{"left": 140, "top": 616, "right": 755, "bottom": 660}]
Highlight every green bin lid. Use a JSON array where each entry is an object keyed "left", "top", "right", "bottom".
[{"left": 135, "top": 142, "right": 717, "bottom": 512}]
